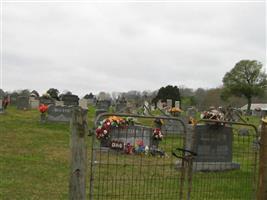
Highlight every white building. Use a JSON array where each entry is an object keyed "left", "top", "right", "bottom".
[{"left": 240, "top": 103, "right": 267, "bottom": 117}]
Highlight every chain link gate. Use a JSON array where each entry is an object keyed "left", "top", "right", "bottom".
[{"left": 89, "top": 113, "right": 196, "bottom": 200}]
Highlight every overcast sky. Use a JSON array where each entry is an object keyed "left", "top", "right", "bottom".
[{"left": 1, "top": 0, "right": 266, "bottom": 96}]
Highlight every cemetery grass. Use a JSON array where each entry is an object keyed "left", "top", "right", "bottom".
[
  {"left": 0, "top": 106, "right": 95, "bottom": 200},
  {"left": 0, "top": 107, "right": 261, "bottom": 199}
]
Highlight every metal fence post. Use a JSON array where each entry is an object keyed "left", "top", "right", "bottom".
[
  {"left": 257, "top": 119, "right": 267, "bottom": 200},
  {"left": 69, "top": 107, "right": 88, "bottom": 200}
]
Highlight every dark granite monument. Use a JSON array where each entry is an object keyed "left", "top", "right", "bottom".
[
  {"left": 17, "top": 96, "right": 30, "bottom": 110},
  {"left": 61, "top": 94, "right": 79, "bottom": 106},
  {"left": 96, "top": 100, "right": 111, "bottom": 111},
  {"left": 115, "top": 97, "right": 127, "bottom": 113},
  {"left": 40, "top": 97, "right": 55, "bottom": 105},
  {"left": 185, "top": 124, "right": 240, "bottom": 171},
  {"left": 47, "top": 105, "right": 73, "bottom": 122}
]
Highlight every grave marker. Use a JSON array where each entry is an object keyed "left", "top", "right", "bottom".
[
  {"left": 47, "top": 105, "right": 73, "bottom": 122},
  {"left": 17, "top": 96, "right": 30, "bottom": 110}
]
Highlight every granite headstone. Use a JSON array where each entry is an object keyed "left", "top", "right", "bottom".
[
  {"left": 47, "top": 105, "right": 72, "bottom": 122},
  {"left": 17, "top": 96, "right": 30, "bottom": 110},
  {"left": 61, "top": 94, "right": 79, "bottom": 106}
]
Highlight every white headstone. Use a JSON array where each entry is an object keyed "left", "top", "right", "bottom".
[
  {"left": 157, "top": 101, "right": 163, "bottom": 109},
  {"left": 29, "top": 99, "right": 40, "bottom": 109},
  {"left": 79, "top": 99, "right": 88, "bottom": 110},
  {"left": 167, "top": 99, "right": 172, "bottom": 108},
  {"left": 175, "top": 101, "right": 180, "bottom": 108}
]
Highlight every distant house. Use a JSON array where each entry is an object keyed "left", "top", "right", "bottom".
[{"left": 240, "top": 103, "right": 267, "bottom": 117}]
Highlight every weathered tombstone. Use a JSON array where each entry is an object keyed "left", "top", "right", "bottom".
[
  {"left": 162, "top": 118, "right": 185, "bottom": 135},
  {"left": 29, "top": 97, "right": 40, "bottom": 109},
  {"left": 87, "top": 98, "right": 96, "bottom": 106},
  {"left": 186, "top": 124, "right": 240, "bottom": 171},
  {"left": 47, "top": 105, "right": 73, "bottom": 122},
  {"left": 17, "top": 96, "right": 30, "bottom": 110},
  {"left": 55, "top": 100, "right": 64, "bottom": 106},
  {"left": 167, "top": 99, "right": 172, "bottom": 108},
  {"left": 0, "top": 99, "right": 4, "bottom": 113},
  {"left": 10, "top": 95, "right": 17, "bottom": 106},
  {"left": 96, "top": 100, "right": 110, "bottom": 111},
  {"left": 157, "top": 100, "right": 163, "bottom": 109},
  {"left": 40, "top": 97, "right": 55, "bottom": 105},
  {"left": 103, "top": 125, "right": 152, "bottom": 150},
  {"left": 62, "top": 94, "right": 79, "bottom": 106},
  {"left": 115, "top": 98, "right": 127, "bottom": 113},
  {"left": 79, "top": 99, "right": 88, "bottom": 110},
  {"left": 175, "top": 101, "right": 180, "bottom": 108}
]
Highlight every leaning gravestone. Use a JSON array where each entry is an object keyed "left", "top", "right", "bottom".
[
  {"left": 47, "top": 105, "right": 73, "bottom": 122},
  {"left": 185, "top": 124, "right": 240, "bottom": 171},
  {"left": 61, "top": 94, "right": 79, "bottom": 106},
  {"left": 17, "top": 96, "right": 30, "bottom": 110}
]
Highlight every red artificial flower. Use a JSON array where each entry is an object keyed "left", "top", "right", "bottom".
[{"left": 39, "top": 104, "right": 48, "bottom": 113}]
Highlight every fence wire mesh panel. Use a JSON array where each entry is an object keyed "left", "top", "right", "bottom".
[
  {"left": 89, "top": 114, "right": 194, "bottom": 200},
  {"left": 189, "top": 121, "right": 259, "bottom": 200}
]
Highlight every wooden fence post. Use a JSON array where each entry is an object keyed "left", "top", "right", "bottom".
[
  {"left": 69, "top": 107, "right": 88, "bottom": 200},
  {"left": 257, "top": 119, "right": 267, "bottom": 200}
]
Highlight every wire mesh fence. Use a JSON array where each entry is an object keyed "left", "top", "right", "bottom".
[{"left": 88, "top": 114, "right": 259, "bottom": 200}]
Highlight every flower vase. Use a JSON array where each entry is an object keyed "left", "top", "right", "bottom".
[{"left": 40, "top": 113, "right": 46, "bottom": 123}]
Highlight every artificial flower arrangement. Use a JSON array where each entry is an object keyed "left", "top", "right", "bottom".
[
  {"left": 95, "top": 116, "right": 130, "bottom": 140},
  {"left": 38, "top": 104, "right": 48, "bottom": 123},
  {"left": 39, "top": 104, "right": 48, "bottom": 113},
  {"left": 168, "top": 107, "right": 182, "bottom": 113},
  {"left": 152, "top": 128, "right": 163, "bottom": 140},
  {"left": 200, "top": 109, "right": 224, "bottom": 121}
]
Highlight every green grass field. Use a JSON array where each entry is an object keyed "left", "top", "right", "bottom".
[{"left": 0, "top": 106, "right": 261, "bottom": 199}]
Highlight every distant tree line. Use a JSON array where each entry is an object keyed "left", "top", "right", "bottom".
[{"left": 3, "top": 60, "right": 266, "bottom": 112}]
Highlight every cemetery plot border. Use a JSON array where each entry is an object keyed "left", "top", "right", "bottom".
[{"left": 89, "top": 113, "right": 194, "bottom": 200}]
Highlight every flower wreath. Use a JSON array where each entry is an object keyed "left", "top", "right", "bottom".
[{"left": 95, "top": 116, "right": 133, "bottom": 140}]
